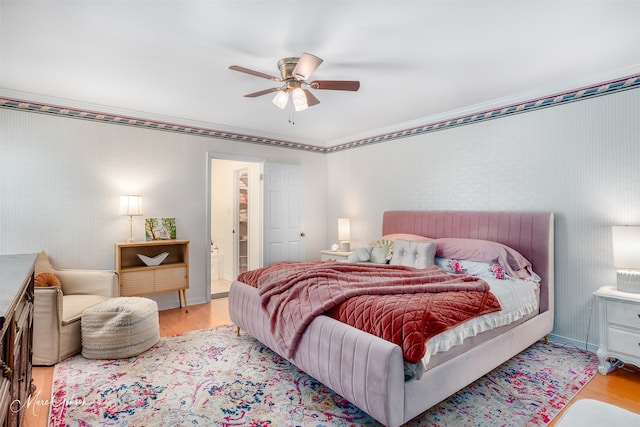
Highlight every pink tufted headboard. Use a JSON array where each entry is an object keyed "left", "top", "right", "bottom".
[{"left": 382, "top": 211, "right": 554, "bottom": 314}]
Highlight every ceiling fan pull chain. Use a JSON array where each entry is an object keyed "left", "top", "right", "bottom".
[{"left": 288, "top": 102, "right": 295, "bottom": 125}]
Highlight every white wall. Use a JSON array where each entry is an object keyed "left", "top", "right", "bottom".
[
  {"left": 0, "top": 109, "right": 328, "bottom": 309},
  {"left": 326, "top": 89, "right": 640, "bottom": 347}
]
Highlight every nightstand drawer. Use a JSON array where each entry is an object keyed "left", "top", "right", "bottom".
[
  {"left": 608, "top": 300, "right": 640, "bottom": 330},
  {"left": 607, "top": 327, "right": 640, "bottom": 358}
]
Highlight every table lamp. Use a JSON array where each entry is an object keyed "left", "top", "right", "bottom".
[
  {"left": 338, "top": 218, "right": 351, "bottom": 252},
  {"left": 612, "top": 225, "right": 640, "bottom": 293},
  {"left": 120, "top": 195, "right": 143, "bottom": 242}
]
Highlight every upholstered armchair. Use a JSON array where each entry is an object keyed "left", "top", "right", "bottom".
[{"left": 32, "top": 251, "right": 119, "bottom": 365}]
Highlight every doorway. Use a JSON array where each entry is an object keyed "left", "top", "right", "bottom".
[{"left": 208, "top": 155, "right": 263, "bottom": 299}]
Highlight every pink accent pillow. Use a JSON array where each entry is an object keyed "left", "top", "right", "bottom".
[{"left": 434, "top": 238, "right": 533, "bottom": 278}]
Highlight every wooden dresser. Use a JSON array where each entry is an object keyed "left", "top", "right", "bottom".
[{"left": 0, "top": 254, "right": 36, "bottom": 427}]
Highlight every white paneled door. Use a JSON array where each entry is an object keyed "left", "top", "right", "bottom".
[{"left": 263, "top": 163, "right": 305, "bottom": 265}]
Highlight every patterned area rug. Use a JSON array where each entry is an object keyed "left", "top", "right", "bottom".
[{"left": 50, "top": 325, "right": 597, "bottom": 426}]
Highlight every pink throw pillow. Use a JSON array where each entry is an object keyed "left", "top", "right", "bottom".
[{"left": 434, "top": 238, "right": 533, "bottom": 279}]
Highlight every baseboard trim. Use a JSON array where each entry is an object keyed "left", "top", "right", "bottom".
[{"left": 548, "top": 333, "right": 598, "bottom": 354}]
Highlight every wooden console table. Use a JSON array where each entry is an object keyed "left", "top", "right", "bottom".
[{"left": 115, "top": 240, "right": 190, "bottom": 311}]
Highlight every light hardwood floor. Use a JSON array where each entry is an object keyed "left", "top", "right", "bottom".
[{"left": 23, "top": 298, "right": 640, "bottom": 427}]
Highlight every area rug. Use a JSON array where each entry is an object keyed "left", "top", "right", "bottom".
[{"left": 49, "top": 325, "right": 597, "bottom": 426}]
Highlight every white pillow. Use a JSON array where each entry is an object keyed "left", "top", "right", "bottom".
[
  {"left": 389, "top": 239, "right": 436, "bottom": 269},
  {"left": 347, "top": 246, "right": 372, "bottom": 262}
]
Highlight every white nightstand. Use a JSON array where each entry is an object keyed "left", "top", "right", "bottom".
[
  {"left": 593, "top": 285, "right": 640, "bottom": 374},
  {"left": 319, "top": 249, "right": 352, "bottom": 261}
]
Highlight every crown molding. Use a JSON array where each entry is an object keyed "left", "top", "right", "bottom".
[
  {"left": 325, "top": 72, "right": 640, "bottom": 152},
  {"left": 2, "top": 70, "right": 639, "bottom": 154}
]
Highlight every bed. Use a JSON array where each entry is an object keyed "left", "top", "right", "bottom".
[{"left": 228, "top": 210, "right": 554, "bottom": 426}]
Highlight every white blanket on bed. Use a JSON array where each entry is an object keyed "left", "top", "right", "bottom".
[{"left": 421, "top": 277, "right": 540, "bottom": 368}]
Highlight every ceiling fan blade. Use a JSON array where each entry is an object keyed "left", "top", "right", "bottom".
[
  {"left": 229, "top": 65, "right": 281, "bottom": 82},
  {"left": 293, "top": 52, "right": 323, "bottom": 81},
  {"left": 309, "top": 80, "right": 360, "bottom": 91},
  {"left": 303, "top": 89, "right": 320, "bottom": 107},
  {"left": 244, "top": 87, "right": 281, "bottom": 98}
]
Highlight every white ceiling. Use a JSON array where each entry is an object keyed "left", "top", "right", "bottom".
[{"left": 2, "top": 0, "right": 639, "bottom": 147}]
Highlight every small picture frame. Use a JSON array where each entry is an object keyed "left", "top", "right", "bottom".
[{"left": 145, "top": 218, "right": 176, "bottom": 240}]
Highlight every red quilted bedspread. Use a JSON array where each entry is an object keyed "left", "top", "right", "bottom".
[{"left": 237, "top": 261, "right": 501, "bottom": 363}]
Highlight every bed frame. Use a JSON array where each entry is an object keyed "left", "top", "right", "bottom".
[{"left": 228, "top": 210, "right": 554, "bottom": 426}]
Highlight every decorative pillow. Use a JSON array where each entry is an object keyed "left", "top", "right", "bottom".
[
  {"left": 434, "top": 238, "right": 533, "bottom": 279},
  {"left": 435, "top": 257, "right": 506, "bottom": 279},
  {"left": 369, "top": 239, "right": 393, "bottom": 264},
  {"left": 347, "top": 246, "right": 372, "bottom": 263},
  {"left": 371, "top": 233, "right": 433, "bottom": 244},
  {"left": 436, "top": 257, "right": 541, "bottom": 281},
  {"left": 390, "top": 240, "right": 436, "bottom": 269},
  {"left": 34, "top": 272, "right": 62, "bottom": 287}
]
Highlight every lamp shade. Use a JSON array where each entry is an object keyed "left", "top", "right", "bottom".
[
  {"left": 272, "top": 90, "right": 289, "bottom": 109},
  {"left": 612, "top": 226, "right": 640, "bottom": 269},
  {"left": 119, "top": 195, "right": 143, "bottom": 216},
  {"left": 292, "top": 87, "right": 308, "bottom": 111},
  {"left": 338, "top": 218, "right": 351, "bottom": 242}
]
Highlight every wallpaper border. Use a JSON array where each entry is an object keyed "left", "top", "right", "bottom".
[{"left": 2, "top": 74, "right": 638, "bottom": 153}]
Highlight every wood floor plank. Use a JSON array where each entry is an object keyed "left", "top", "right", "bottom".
[{"left": 23, "top": 299, "right": 640, "bottom": 426}]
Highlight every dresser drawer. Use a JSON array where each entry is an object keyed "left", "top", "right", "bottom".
[
  {"left": 13, "top": 289, "right": 27, "bottom": 327},
  {"left": 607, "top": 327, "right": 640, "bottom": 358},
  {"left": 14, "top": 301, "right": 31, "bottom": 348},
  {"left": 607, "top": 300, "right": 640, "bottom": 331}
]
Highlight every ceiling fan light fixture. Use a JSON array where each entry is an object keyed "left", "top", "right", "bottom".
[
  {"left": 229, "top": 52, "right": 360, "bottom": 117},
  {"left": 292, "top": 87, "right": 308, "bottom": 111},
  {"left": 272, "top": 90, "right": 289, "bottom": 109}
]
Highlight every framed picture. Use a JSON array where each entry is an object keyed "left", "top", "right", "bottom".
[{"left": 145, "top": 218, "right": 176, "bottom": 240}]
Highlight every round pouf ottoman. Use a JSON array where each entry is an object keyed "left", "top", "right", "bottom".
[{"left": 81, "top": 297, "right": 160, "bottom": 359}]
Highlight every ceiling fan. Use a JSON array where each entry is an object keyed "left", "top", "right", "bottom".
[{"left": 229, "top": 52, "right": 360, "bottom": 112}]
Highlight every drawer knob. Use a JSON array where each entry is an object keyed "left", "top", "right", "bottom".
[{"left": 0, "top": 361, "right": 11, "bottom": 379}]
